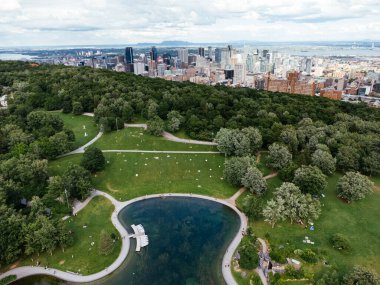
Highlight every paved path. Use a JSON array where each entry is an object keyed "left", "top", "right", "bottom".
[
  {"left": 0, "top": 190, "right": 130, "bottom": 283},
  {"left": 257, "top": 238, "right": 269, "bottom": 285},
  {"left": 263, "top": 172, "right": 278, "bottom": 180},
  {"left": 225, "top": 187, "right": 246, "bottom": 206},
  {"left": 102, "top": 149, "right": 220, "bottom": 154},
  {"left": 125, "top": 123, "right": 217, "bottom": 145},
  {"left": 1, "top": 191, "right": 247, "bottom": 285},
  {"left": 59, "top": 131, "right": 103, "bottom": 157}
]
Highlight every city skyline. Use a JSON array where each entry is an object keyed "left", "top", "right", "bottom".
[{"left": 0, "top": 0, "right": 380, "bottom": 47}]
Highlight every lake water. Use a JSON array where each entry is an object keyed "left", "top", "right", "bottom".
[{"left": 12, "top": 197, "right": 240, "bottom": 285}]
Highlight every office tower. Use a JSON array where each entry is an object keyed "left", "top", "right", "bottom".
[
  {"left": 198, "top": 47, "right": 205, "bottom": 57},
  {"left": 124, "top": 47, "right": 134, "bottom": 64},
  {"left": 150, "top": 46, "right": 158, "bottom": 61},
  {"left": 246, "top": 53, "right": 254, "bottom": 73},
  {"left": 208, "top": 46, "right": 212, "bottom": 59},
  {"left": 215, "top": 48, "right": 221, "bottom": 63},
  {"left": 177, "top": 48, "right": 188, "bottom": 68},
  {"left": 234, "top": 63, "right": 245, "bottom": 84},
  {"left": 133, "top": 62, "right": 145, "bottom": 75},
  {"left": 221, "top": 47, "right": 230, "bottom": 68},
  {"left": 305, "top": 58, "right": 312, "bottom": 74},
  {"left": 157, "top": 63, "right": 166, "bottom": 77},
  {"left": 262, "top": 49, "right": 269, "bottom": 58},
  {"left": 163, "top": 53, "right": 171, "bottom": 65}
]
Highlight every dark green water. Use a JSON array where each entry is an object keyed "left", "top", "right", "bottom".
[{"left": 12, "top": 197, "right": 240, "bottom": 285}]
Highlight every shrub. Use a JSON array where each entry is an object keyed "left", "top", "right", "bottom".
[
  {"left": 301, "top": 248, "right": 318, "bottom": 263},
  {"left": 330, "top": 234, "right": 351, "bottom": 251}
]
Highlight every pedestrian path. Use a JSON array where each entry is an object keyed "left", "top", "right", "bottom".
[{"left": 0, "top": 191, "right": 247, "bottom": 285}]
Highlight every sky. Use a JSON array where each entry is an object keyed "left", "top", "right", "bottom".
[{"left": 0, "top": 0, "right": 379, "bottom": 47}]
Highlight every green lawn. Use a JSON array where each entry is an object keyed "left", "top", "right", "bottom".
[
  {"left": 257, "top": 151, "right": 273, "bottom": 177},
  {"left": 251, "top": 174, "right": 380, "bottom": 275},
  {"left": 18, "top": 196, "right": 121, "bottom": 275},
  {"left": 55, "top": 112, "right": 99, "bottom": 149},
  {"left": 92, "top": 128, "right": 217, "bottom": 151},
  {"left": 49, "top": 152, "right": 237, "bottom": 201}
]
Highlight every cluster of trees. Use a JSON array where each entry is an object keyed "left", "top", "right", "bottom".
[
  {"left": 215, "top": 127, "right": 262, "bottom": 156},
  {"left": 223, "top": 156, "right": 267, "bottom": 195},
  {"left": 314, "top": 267, "right": 380, "bottom": 285},
  {"left": 263, "top": 183, "right": 321, "bottom": 228}
]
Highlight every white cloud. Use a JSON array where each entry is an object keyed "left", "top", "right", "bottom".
[{"left": 0, "top": 0, "right": 379, "bottom": 46}]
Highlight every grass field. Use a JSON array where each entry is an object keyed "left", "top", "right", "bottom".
[
  {"left": 257, "top": 151, "right": 273, "bottom": 177},
  {"left": 49, "top": 152, "right": 237, "bottom": 201},
  {"left": 92, "top": 127, "right": 217, "bottom": 151},
  {"left": 249, "top": 174, "right": 380, "bottom": 275},
  {"left": 18, "top": 196, "right": 121, "bottom": 275},
  {"left": 55, "top": 113, "right": 99, "bottom": 149}
]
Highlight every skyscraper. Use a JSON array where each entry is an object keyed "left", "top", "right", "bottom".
[
  {"left": 208, "top": 46, "right": 212, "bottom": 59},
  {"left": 177, "top": 48, "right": 188, "bottom": 68},
  {"left": 124, "top": 47, "right": 134, "bottom": 64},
  {"left": 198, "top": 47, "right": 205, "bottom": 57},
  {"left": 215, "top": 48, "right": 221, "bottom": 63},
  {"left": 150, "top": 46, "right": 158, "bottom": 62}
]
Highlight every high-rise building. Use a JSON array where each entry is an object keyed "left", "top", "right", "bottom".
[
  {"left": 157, "top": 63, "right": 166, "bottom": 77},
  {"left": 177, "top": 48, "right": 188, "bottom": 68},
  {"left": 124, "top": 47, "right": 134, "bottom": 64},
  {"left": 133, "top": 62, "right": 145, "bottom": 75},
  {"left": 246, "top": 53, "right": 254, "bottom": 73},
  {"left": 198, "top": 47, "right": 205, "bottom": 57},
  {"left": 305, "top": 58, "right": 312, "bottom": 74},
  {"left": 215, "top": 48, "right": 222, "bottom": 63},
  {"left": 150, "top": 46, "right": 158, "bottom": 62},
  {"left": 163, "top": 53, "right": 171, "bottom": 65},
  {"left": 234, "top": 63, "right": 245, "bottom": 84},
  {"left": 208, "top": 46, "right": 212, "bottom": 59}
]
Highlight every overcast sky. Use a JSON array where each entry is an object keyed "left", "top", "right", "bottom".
[{"left": 0, "top": 0, "right": 379, "bottom": 47}]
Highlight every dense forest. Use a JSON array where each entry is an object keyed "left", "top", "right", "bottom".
[{"left": 0, "top": 60, "right": 379, "bottom": 281}]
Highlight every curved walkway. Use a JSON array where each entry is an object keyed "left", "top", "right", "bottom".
[
  {"left": 0, "top": 190, "right": 130, "bottom": 283},
  {"left": 125, "top": 123, "right": 217, "bottom": 145},
  {"left": 59, "top": 131, "right": 103, "bottom": 157},
  {"left": 0, "top": 191, "right": 247, "bottom": 285}
]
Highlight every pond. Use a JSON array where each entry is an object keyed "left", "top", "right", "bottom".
[{"left": 12, "top": 197, "right": 240, "bottom": 285}]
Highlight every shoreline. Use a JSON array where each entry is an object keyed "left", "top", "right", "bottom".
[{"left": 1, "top": 191, "right": 246, "bottom": 285}]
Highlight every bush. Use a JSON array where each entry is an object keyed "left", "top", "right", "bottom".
[
  {"left": 300, "top": 248, "right": 318, "bottom": 263},
  {"left": 285, "top": 265, "right": 305, "bottom": 279},
  {"left": 330, "top": 234, "right": 351, "bottom": 251},
  {"left": 238, "top": 235, "right": 259, "bottom": 270}
]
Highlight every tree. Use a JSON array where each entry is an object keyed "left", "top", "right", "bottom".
[
  {"left": 223, "top": 156, "right": 255, "bottom": 187},
  {"left": 238, "top": 234, "right": 259, "bottom": 270},
  {"left": 72, "top": 101, "right": 83, "bottom": 115},
  {"left": 147, "top": 116, "right": 164, "bottom": 136},
  {"left": 278, "top": 162, "right": 298, "bottom": 182},
  {"left": 0, "top": 204, "right": 25, "bottom": 264},
  {"left": 280, "top": 127, "right": 299, "bottom": 153},
  {"left": 26, "top": 111, "right": 64, "bottom": 138},
  {"left": 267, "top": 143, "right": 292, "bottom": 170},
  {"left": 342, "top": 266, "right": 380, "bottom": 285},
  {"left": 167, "top": 110, "right": 183, "bottom": 132},
  {"left": 242, "top": 127, "right": 263, "bottom": 154},
  {"left": 214, "top": 128, "right": 237, "bottom": 156},
  {"left": 241, "top": 166, "right": 267, "bottom": 195},
  {"left": 336, "top": 146, "right": 360, "bottom": 172},
  {"left": 314, "top": 270, "right": 340, "bottom": 285},
  {"left": 337, "top": 172, "right": 374, "bottom": 202},
  {"left": 62, "top": 164, "right": 92, "bottom": 200},
  {"left": 263, "top": 199, "right": 286, "bottom": 228},
  {"left": 362, "top": 151, "right": 380, "bottom": 176},
  {"left": 241, "top": 195, "right": 264, "bottom": 220},
  {"left": 98, "top": 230, "right": 114, "bottom": 255},
  {"left": 80, "top": 147, "right": 105, "bottom": 173},
  {"left": 311, "top": 149, "right": 336, "bottom": 175},
  {"left": 24, "top": 215, "right": 58, "bottom": 256},
  {"left": 264, "top": 183, "right": 321, "bottom": 226},
  {"left": 293, "top": 165, "right": 327, "bottom": 195}
]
